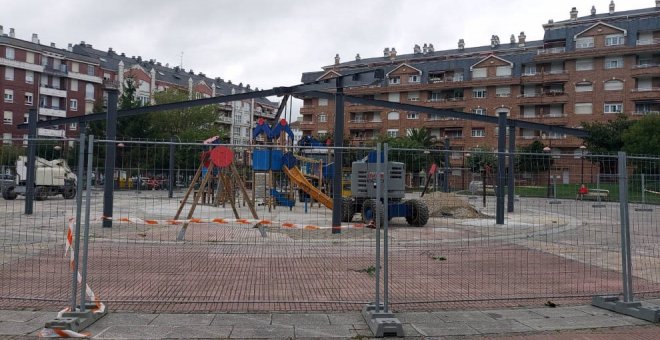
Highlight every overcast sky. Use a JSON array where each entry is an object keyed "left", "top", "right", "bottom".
[{"left": 0, "top": 0, "right": 654, "bottom": 117}]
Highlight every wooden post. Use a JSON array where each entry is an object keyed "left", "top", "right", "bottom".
[
  {"left": 174, "top": 154, "right": 208, "bottom": 220},
  {"left": 231, "top": 163, "right": 259, "bottom": 219}
]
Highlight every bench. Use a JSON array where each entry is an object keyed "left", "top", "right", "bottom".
[{"left": 581, "top": 188, "right": 609, "bottom": 201}]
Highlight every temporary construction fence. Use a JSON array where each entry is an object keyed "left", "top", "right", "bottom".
[{"left": 0, "top": 136, "right": 659, "bottom": 316}]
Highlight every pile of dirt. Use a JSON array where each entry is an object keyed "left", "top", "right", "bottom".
[{"left": 420, "top": 192, "right": 489, "bottom": 219}]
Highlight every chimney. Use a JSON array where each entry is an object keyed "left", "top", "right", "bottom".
[
  {"left": 334, "top": 53, "right": 340, "bottom": 65},
  {"left": 9, "top": 28, "right": 15, "bottom": 38},
  {"left": 0, "top": 26, "right": 3, "bottom": 36},
  {"left": 657, "top": 0, "right": 660, "bottom": 8},
  {"left": 165, "top": 63, "right": 169, "bottom": 68},
  {"left": 81, "top": 40, "right": 85, "bottom": 45},
  {"left": 518, "top": 31, "right": 527, "bottom": 47},
  {"left": 108, "top": 47, "right": 114, "bottom": 54},
  {"left": 50, "top": 42, "right": 55, "bottom": 47},
  {"left": 31, "top": 33, "right": 39, "bottom": 44},
  {"left": 383, "top": 47, "right": 390, "bottom": 57},
  {"left": 390, "top": 47, "right": 397, "bottom": 59},
  {"left": 570, "top": 7, "right": 578, "bottom": 20},
  {"left": 428, "top": 43, "right": 434, "bottom": 53},
  {"left": 458, "top": 39, "right": 465, "bottom": 51},
  {"left": 609, "top": 1, "right": 615, "bottom": 14},
  {"left": 355, "top": 53, "right": 361, "bottom": 61},
  {"left": 414, "top": 44, "right": 421, "bottom": 54},
  {"left": 510, "top": 34, "right": 516, "bottom": 44},
  {"left": 422, "top": 43, "right": 428, "bottom": 54},
  {"left": 591, "top": 5, "right": 596, "bottom": 16},
  {"left": 67, "top": 43, "right": 72, "bottom": 52}
]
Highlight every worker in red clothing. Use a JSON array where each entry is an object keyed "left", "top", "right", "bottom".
[{"left": 576, "top": 184, "right": 589, "bottom": 200}]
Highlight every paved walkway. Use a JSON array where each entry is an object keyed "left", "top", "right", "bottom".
[{"left": 1, "top": 303, "right": 659, "bottom": 339}]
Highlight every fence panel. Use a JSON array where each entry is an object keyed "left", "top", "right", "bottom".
[
  {"left": 0, "top": 138, "right": 82, "bottom": 310},
  {"left": 385, "top": 147, "right": 660, "bottom": 311},
  {"left": 82, "top": 140, "right": 378, "bottom": 312}
]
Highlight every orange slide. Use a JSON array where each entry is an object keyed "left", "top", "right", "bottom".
[{"left": 282, "top": 166, "right": 333, "bottom": 209}]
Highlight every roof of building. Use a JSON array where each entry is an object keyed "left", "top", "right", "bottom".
[
  {"left": 72, "top": 44, "right": 277, "bottom": 108},
  {"left": 548, "top": 6, "right": 659, "bottom": 27},
  {"left": 0, "top": 35, "right": 99, "bottom": 64}
]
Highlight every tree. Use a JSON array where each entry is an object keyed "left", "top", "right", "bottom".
[
  {"left": 581, "top": 114, "right": 635, "bottom": 175},
  {"left": 622, "top": 115, "right": 660, "bottom": 156},
  {"left": 149, "top": 88, "right": 221, "bottom": 141},
  {"left": 466, "top": 147, "right": 497, "bottom": 173},
  {"left": 117, "top": 76, "right": 152, "bottom": 139},
  {"left": 406, "top": 128, "right": 437, "bottom": 148},
  {"left": 515, "top": 140, "right": 552, "bottom": 173}
]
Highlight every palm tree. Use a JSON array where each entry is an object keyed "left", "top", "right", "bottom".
[{"left": 406, "top": 128, "right": 437, "bottom": 148}]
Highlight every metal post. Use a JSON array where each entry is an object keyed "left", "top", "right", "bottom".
[
  {"left": 383, "top": 143, "right": 389, "bottom": 313},
  {"left": 374, "top": 143, "right": 381, "bottom": 313},
  {"left": 496, "top": 112, "right": 506, "bottom": 225},
  {"left": 102, "top": 90, "right": 118, "bottom": 228},
  {"left": 24, "top": 108, "right": 37, "bottom": 215},
  {"left": 70, "top": 132, "right": 86, "bottom": 311},
  {"left": 168, "top": 136, "right": 175, "bottom": 198},
  {"left": 79, "top": 135, "right": 94, "bottom": 311},
  {"left": 507, "top": 123, "right": 516, "bottom": 213},
  {"left": 641, "top": 174, "right": 646, "bottom": 205},
  {"left": 618, "top": 152, "right": 633, "bottom": 302},
  {"left": 331, "top": 77, "right": 344, "bottom": 234},
  {"left": 443, "top": 138, "right": 450, "bottom": 192}
]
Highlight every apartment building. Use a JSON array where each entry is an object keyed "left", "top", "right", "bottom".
[
  {"left": 299, "top": 1, "right": 660, "bottom": 157},
  {"left": 0, "top": 28, "right": 277, "bottom": 146}
]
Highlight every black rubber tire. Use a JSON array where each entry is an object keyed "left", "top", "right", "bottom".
[
  {"left": 35, "top": 186, "right": 48, "bottom": 201},
  {"left": 341, "top": 197, "right": 354, "bottom": 222},
  {"left": 405, "top": 199, "right": 430, "bottom": 227},
  {"left": 362, "top": 199, "right": 384, "bottom": 226},
  {"left": 62, "top": 186, "right": 76, "bottom": 199},
  {"left": 2, "top": 186, "right": 17, "bottom": 200}
]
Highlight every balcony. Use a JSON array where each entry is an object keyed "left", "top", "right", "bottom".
[
  {"left": 216, "top": 116, "right": 232, "bottom": 124},
  {"left": 43, "top": 64, "right": 68, "bottom": 76},
  {"left": 517, "top": 91, "right": 568, "bottom": 104},
  {"left": 0, "top": 57, "right": 44, "bottom": 72},
  {"left": 520, "top": 70, "right": 569, "bottom": 83},
  {"left": 38, "top": 106, "right": 66, "bottom": 118},
  {"left": 37, "top": 128, "right": 65, "bottom": 138},
  {"left": 300, "top": 120, "right": 315, "bottom": 125},
  {"left": 630, "top": 64, "right": 660, "bottom": 77},
  {"left": 427, "top": 97, "right": 465, "bottom": 103},
  {"left": 632, "top": 111, "right": 660, "bottom": 116},
  {"left": 636, "top": 38, "right": 660, "bottom": 46},
  {"left": 39, "top": 85, "right": 67, "bottom": 98},
  {"left": 536, "top": 47, "right": 566, "bottom": 55},
  {"left": 68, "top": 71, "right": 102, "bottom": 84},
  {"left": 518, "top": 114, "right": 569, "bottom": 124},
  {"left": 347, "top": 119, "right": 382, "bottom": 130},
  {"left": 299, "top": 107, "right": 315, "bottom": 114},
  {"left": 629, "top": 87, "right": 660, "bottom": 100}
]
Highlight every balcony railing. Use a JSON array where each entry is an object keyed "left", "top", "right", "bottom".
[
  {"left": 428, "top": 97, "right": 464, "bottom": 102},
  {"left": 428, "top": 76, "right": 463, "bottom": 83},
  {"left": 632, "top": 111, "right": 660, "bottom": 116},
  {"left": 43, "top": 64, "right": 68, "bottom": 75},
  {"left": 632, "top": 63, "right": 659, "bottom": 69},
  {"left": 536, "top": 47, "right": 566, "bottom": 55},
  {"left": 636, "top": 38, "right": 660, "bottom": 46},
  {"left": 631, "top": 87, "right": 660, "bottom": 92},
  {"left": 301, "top": 120, "right": 315, "bottom": 125}
]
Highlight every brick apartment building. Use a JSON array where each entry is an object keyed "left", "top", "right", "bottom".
[
  {"left": 299, "top": 1, "right": 660, "bottom": 160},
  {"left": 0, "top": 27, "right": 276, "bottom": 147}
]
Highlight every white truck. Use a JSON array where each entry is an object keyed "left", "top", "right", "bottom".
[{"left": 2, "top": 156, "right": 77, "bottom": 201}]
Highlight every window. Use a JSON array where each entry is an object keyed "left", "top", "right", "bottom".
[
  {"left": 71, "top": 62, "right": 79, "bottom": 73},
  {"left": 5, "top": 47, "right": 14, "bottom": 60},
  {"left": 408, "top": 75, "right": 420, "bottom": 83},
  {"left": 575, "top": 103, "right": 593, "bottom": 114},
  {"left": 70, "top": 122, "right": 77, "bottom": 131},
  {"left": 23, "top": 113, "right": 28, "bottom": 123},
  {"left": 523, "top": 64, "right": 536, "bottom": 75},
  {"left": 576, "top": 37, "right": 594, "bottom": 49},
  {"left": 70, "top": 99, "right": 78, "bottom": 111},
  {"left": 604, "top": 56, "right": 623, "bottom": 69},
  {"left": 495, "top": 86, "right": 511, "bottom": 97},
  {"left": 4, "top": 89, "right": 13, "bottom": 103},
  {"left": 388, "top": 92, "right": 400, "bottom": 102},
  {"left": 407, "top": 112, "right": 419, "bottom": 120},
  {"left": 3, "top": 111, "right": 12, "bottom": 125},
  {"left": 575, "top": 82, "right": 593, "bottom": 92},
  {"left": 388, "top": 76, "right": 400, "bottom": 85},
  {"left": 472, "top": 108, "right": 486, "bottom": 115},
  {"left": 387, "top": 129, "right": 398, "bottom": 138},
  {"left": 40, "top": 74, "right": 48, "bottom": 86},
  {"left": 318, "top": 98, "right": 328, "bottom": 106},
  {"left": 318, "top": 113, "right": 326, "bottom": 122},
  {"left": 604, "top": 80, "right": 624, "bottom": 91},
  {"left": 387, "top": 111, "right": 399, "bottom": 120},
  {"left": 471, "top": 128, "right": 485, "bottom": 137},
  {"left": 85, "top": 83, "right": 94, "bottom": 99},
  {"left": 3, "top": 133, "right": 11, "bottom": 145},
  {"left": 472, "top": 87, "right": 487, "bottom": 98},
  {"left": 26, "top": 52, "right": 34, "bottom": 64},
  {"left": 446, "top": 129, "right": 463, "bottom": 138},
  {"left": 25, "top": 93, "right": 33, "bottom": 105},
  {"left": 87, "top": 65, "right": 95, "bottom": 76},
  {"left": 604, "top": 103, "right": 623, "bottom": 114},
  {"left": 5, "top": 67, "right": 13, "bottom": 81},
  {"left": 70, "top": 79, "right": 78, "bottom": 91},
  {"left": 576, "top": 58, "right": 594, "bottom": 71},
  {"left": 25, "top": 71, "right": 33, "bottom": 84},
  {"left": 495, "top": 66, "right": 512, "bottom": 77},
  {"left": 472, "top": 68, "right": 486, "bottom": 78},
  {"left": 407, "top": 91, "right": 420, "bottom": 101},
  {"left": 605, "top": 34, "right": 625, "bottom": 46}
]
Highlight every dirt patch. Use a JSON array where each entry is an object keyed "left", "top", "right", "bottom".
[{"left": 420, "top": 192, "right": 489, "bottom": 219}]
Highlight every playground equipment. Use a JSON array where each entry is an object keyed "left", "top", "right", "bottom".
[
  {"left": 345, "top": 153, "right": 430, "bottom": 227},
  {"left": 174, "top": 145, "right": 258, "bottom": 241},
  {"left": 2, "top": 156, "right": 76, "bottom": 201}
]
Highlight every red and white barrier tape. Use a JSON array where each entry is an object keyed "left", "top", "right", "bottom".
[
  {"left": 102, "top": 215, "right": 372, "bottom": 230},
  {"left": 39, "top": 218, "right": 105, "bottom": 338}
]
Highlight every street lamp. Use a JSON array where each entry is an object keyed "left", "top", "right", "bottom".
[
  {"left": 543, "top": 146, "right": 551, "bottom": 198},
  {"left": 579, "top": 145, "right": 587, "bottom": 184}
]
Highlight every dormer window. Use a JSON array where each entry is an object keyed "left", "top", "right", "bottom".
[
  {"left": 388, "top": 76, "right": 400, "bottom": 85},
  {"left": 408, "top": 75, "right": 420, "bottom": 83},
  {"left": 605, "top": 34, "right": 625, "bottom": 46},
  {"left": 576, "top": 37, "right": 594, "bottom": 49}
]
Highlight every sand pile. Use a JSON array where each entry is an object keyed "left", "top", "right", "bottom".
[{"left": 420, "top": 191, "right": 488, "bottom": 219}]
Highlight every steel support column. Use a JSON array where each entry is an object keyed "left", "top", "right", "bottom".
[
  {"left": 507, "top": 123, "right": 516, "bottom": 213},
  {"left": 102, "top": 90, "right": 118, "bottom": 228},
  {"left": 443, "top": 138, "right": 450, "bottom": 192},
  {"left": 496, "top": 112, "right": 506, "bottom": 225},
  {"left": 24, "top": 108, "right": 37, "bottom": 215},
  {"left": 331, "top": 77, "right": 344, "bottom": 234}
]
